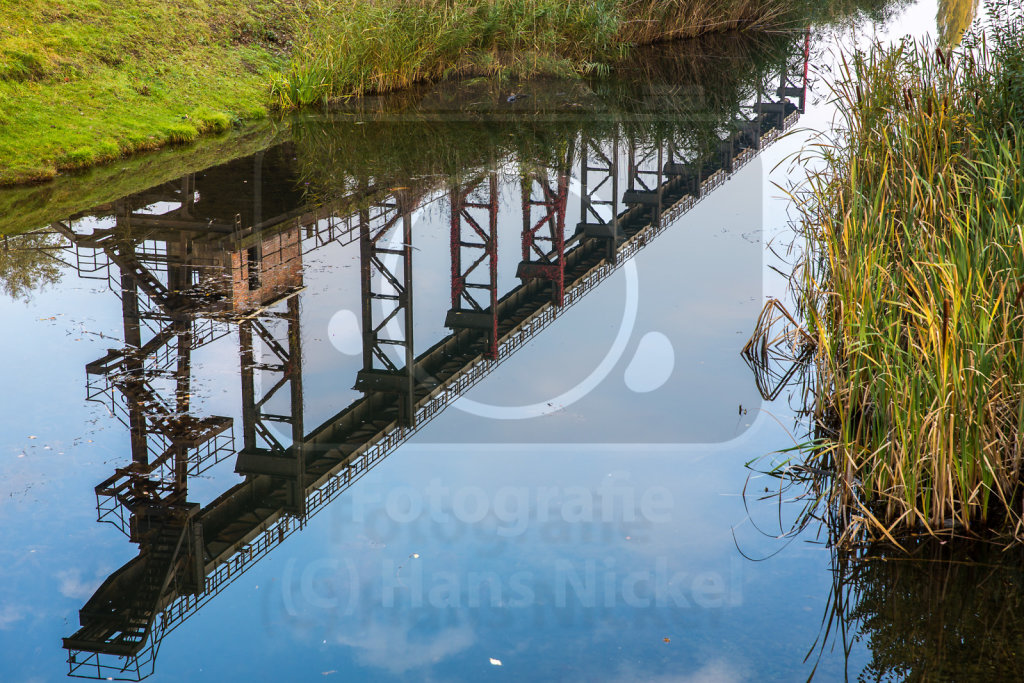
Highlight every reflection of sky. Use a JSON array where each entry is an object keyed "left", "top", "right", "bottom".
[
  {"left": 0, "top": 157, "right": 818, "bottom": 681},
  {"left": 139, "top": 437, "right": 853, "bottom": 682},
  {"left": 296, "top": 152, "right": 763, "bottom": 444},
  {"left": 429, "top": 153, "right": 764, "bottom": 444},
  {"left": 0, "top": 2, "right": 952, "bottom": 681}
]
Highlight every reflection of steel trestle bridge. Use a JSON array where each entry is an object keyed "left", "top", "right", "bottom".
[{"left": 58, "top": 57, "right": 806, "bottom": 680}]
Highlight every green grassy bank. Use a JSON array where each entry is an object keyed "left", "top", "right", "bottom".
[
  {"left": 0, "top": 0, "right": 296, "bottom": 185},
  {"left": 0, "top": 28, "right": 793, "bottom": 239},
  {"left": 797, "top": 2, "right": 1024, "bottom": 542},
  {"left": 0, "top": 0, "right": 851, "bottom": 187}
]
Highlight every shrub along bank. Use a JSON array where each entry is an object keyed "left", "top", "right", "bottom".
[{"left": 0, "top": 0, "right": 833, "bottom": 186}]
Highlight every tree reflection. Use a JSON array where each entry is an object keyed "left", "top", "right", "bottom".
[
  {"left": 812, "top": 538, "right": 1024, "bottom": 681},
  {"left": 938, "top": 0, "right": 980, "bottom": 45},
  {"left": 0, "top": 231, "right": 64, "bottom": 301}
]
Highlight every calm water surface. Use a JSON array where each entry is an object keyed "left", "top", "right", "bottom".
[{"left": 3, "top": 2, "right": 1018, "bottom": 681}]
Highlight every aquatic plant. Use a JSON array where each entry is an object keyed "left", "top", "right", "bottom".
[
  {"left": 274, "top": 0, "right": 797, "bottom": 106},
  {"left": 794, "top": 9, "right": 1024, "bottom": 541},
  {"left": 810, "top": 538, "right": 1024, "bottom": 680}
]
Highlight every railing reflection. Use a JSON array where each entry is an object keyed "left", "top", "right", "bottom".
[{"left": 39, "top": 32, "right": 811, "bottom": 680}]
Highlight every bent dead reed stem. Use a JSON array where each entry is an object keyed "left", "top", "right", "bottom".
[{"left": 797, "top": 11, "right": 1024, "bottom": 543}]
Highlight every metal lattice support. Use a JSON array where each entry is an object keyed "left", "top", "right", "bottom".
[
  {"left": 624, "top": 139, "right": 666, "bottom": 225},
  {"left": 302, "top": 212, "right": 361, "bottom": 254},
  {"left": 236, "top": 295, "right": 306, "bottom": 512},
  {"left": 777, "top": 29, "right": 811, "bottom": 114},
  {"left": 64, "top": 504, "right": 203, "bottom": 679},
  {"left": 447, "top": 173, "right": 500, "bottom": 359},
  {"left": 354, "top": 191, "right": 417, "bottom": 427},
  {"left": 661, "top": 136, "right": 703, "bottom": 201},
  {"left": 578, "top": 134, "right": 621, "bottom": 262},
  {"left": 62, "top": 178, "right": 229, "bottom": 325},
  {"left": 67, "top": 647, "right": 154, "bottom": 682},
  {"left": 749, "top": 31, "right": 810, "bottom": 133},
  {"left": 238, "top": 303, "right": 303, "bottom": 454},
  {"left": 90, "top": 315, "right": 234, "bottom": 537},
  {"left": 518, "top": 150, "right": 572, "bottom": 306},
  {"left": 89, "top": 236, "right": 234, "bottom": 536},
  {"left": 65, "top": 83, "right": 808, "bottom": 680}
]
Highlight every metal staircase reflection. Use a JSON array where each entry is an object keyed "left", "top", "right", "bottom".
[
  {"left": 61, "top": 32, "right": 810, "bottom": 680},
  {"left": 65, "top": 508, "right": 195, "bottom": 660}
]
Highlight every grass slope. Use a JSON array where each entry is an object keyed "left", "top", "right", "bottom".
[
  {"left": 0, "top": 0, "right": 293, "bottom": 184},
  {"left": 0, "top": 0, "right": 884, "bottom": 187}
]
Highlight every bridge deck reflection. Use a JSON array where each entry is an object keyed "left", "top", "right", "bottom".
[{"left": 29, "top": 35, "right": 810, "bottom": 680}]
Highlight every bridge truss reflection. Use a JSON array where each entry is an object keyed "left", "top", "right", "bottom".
[{"left": 15, "top": 35, "right": 811, "bottom": 680}]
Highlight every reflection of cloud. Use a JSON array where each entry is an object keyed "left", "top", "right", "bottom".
[
  {"left": 0, "top": 604, "right": 25, "bottom": 630},
  {"left": 57, "top": 569, "right": 99, "bottom": 599},
  {"left": 612, "top": 658, "right": 749, "bottom": 683},
  {"left": 334, "top": 620, "right": 475, "bottom": 675}
]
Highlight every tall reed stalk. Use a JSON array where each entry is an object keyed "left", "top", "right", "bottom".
[
  {"left": 273, "top": 0, "right": 795, "bottom": 106},
  {"left": 798, "top": 15, "right": 1024, "bottom": 541}
]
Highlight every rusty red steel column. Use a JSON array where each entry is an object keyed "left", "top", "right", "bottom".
[{"left": 518, "top": 161, "right": 570, "bottom": 306}]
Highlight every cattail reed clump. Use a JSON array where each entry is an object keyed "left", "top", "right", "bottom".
[{"left": 798, "top": 14, "right": 1024, "bottom": 545}]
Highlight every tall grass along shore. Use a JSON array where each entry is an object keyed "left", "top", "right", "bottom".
[
  {"left": 273, "top": 0, "right": 793, "bottom": 106},
  {"left": 0, "top": 0, "right": 842, "bottom": 186},
  {"left": 796, "top": 2, "right": 1024, "bottom": 544}
]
